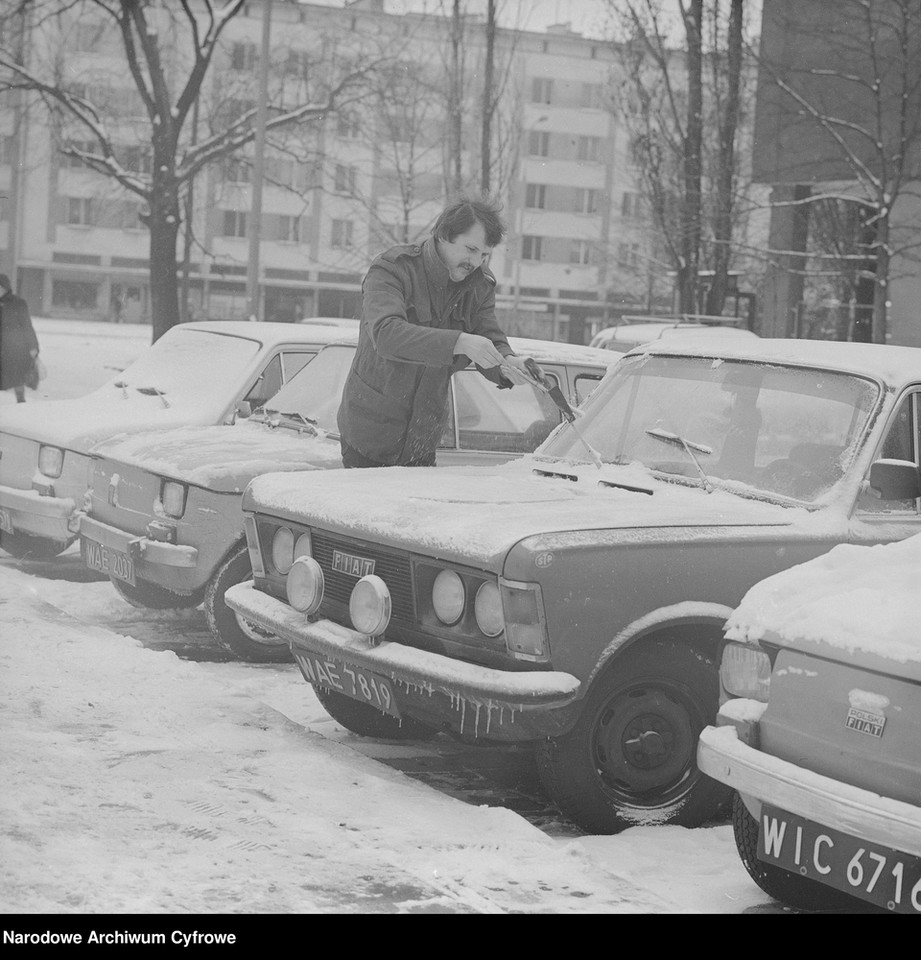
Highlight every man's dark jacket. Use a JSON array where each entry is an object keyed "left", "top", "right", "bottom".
[
  {"left": 0, "top": 287, "right": 39, "bottom": 391},
  {"left": 337, "top": 237, "right": 515, "bottom": 465}
]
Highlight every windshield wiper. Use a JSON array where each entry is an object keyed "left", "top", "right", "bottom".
[
  {"left": 136, "top": 386, "right": 170, "bottom": 408},
  {"left": 645, "top": 427, "right": 714, "bottom": 493},
  {"left": 262, "top": 410, "right": 318, "bottom": 435}
]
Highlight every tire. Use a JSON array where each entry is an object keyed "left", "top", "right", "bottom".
[
  {"left": 0, "top": 531, "right": 71, "bottom": 561},
  {"left": 110, "top": 575, "right": 203, "bottom": 610},
  {"left": 732, "top": 793, "right": 859, "bottom": 912},
  {"left": 535, "top": 638, "right": 730, "bottom": 834},
  {"left": 204, "top": 544, "right": 291, "bottom": 663},
  {"left": 313, "top": 683, "right": 438, "bottom": 741}
]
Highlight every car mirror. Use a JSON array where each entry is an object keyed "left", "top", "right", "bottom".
[
  {"left": 235, "top": 400, "right": 254, "bottom": 419},
  {"left": 868, "top": 458, "right": 921, "bottom": 500}
]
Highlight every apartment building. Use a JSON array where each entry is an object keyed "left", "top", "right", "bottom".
[{"left": 0, "top": 0, "right": 659, "bottom": 342}]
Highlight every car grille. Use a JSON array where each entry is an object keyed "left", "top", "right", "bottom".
[{"left": 311, "top": 533, "right": 415, "bottom": 622}]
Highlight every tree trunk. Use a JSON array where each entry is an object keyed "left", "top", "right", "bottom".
[
  {"left": 480, "top": 0, "right": 496, "bottom": 193},
  {"left": 871, "top": 213, "right": 890, "bottom": 344},
  {"left": 148, "top": 166, "right": 181, "bottom": 342},
  {"left": 679, "top": 0, "right": 704, "bottom": 315}
]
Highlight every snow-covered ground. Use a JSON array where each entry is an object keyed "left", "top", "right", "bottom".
[{"left": 0, "top": 319, "right": 804, "bottom": 916}]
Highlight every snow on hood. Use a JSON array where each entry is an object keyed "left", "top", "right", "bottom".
[
  {"left": 0, "top": 327, "right": 262, "bottom": 449},
  {"left": 725, "top": 533, "right": 921, "bottom": 670},
  {"left": 244, "top": 457, "right": 801, "bottom": 566},
  {"left": 91, "top": 421, "right": 343, "bottom": 492}
]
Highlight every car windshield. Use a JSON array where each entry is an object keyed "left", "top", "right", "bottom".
[
  {"left": 539, "top": 354, "right": 879, "bottom": 502},
  {"left": 260, "top": 343, "right": 355, "bottom": 431}
]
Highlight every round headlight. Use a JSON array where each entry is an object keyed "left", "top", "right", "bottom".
[
  {"left": 474, "top": 581, "right": 504, "bottom": 637},
  {"left": 286, "top": 556, "right": 324, "bottom": 614},
  {"left": 349, "top": 575, "right": 391, "bottom": 636},
  {"left": 294, "top": 532, "right": 312, "bottom": 562},
  {"left": 271, "top": 527, "right": 295, "bottom": 574},
  {"left": 432, "top": 569, "right": 465, "bottom": 625}
]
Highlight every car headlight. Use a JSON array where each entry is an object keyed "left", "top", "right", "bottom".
[
  {"left": 432, "top": 569, "right": 465, "bottom": 625},
  {"left": 38, "top": 445, "right": 64, "bottom": 479},
  {"left": 286, "top": 556, "right": 324, "bottom": 614},
  {"left": 294, "top": 532, "right": 312, "bottom": 562},
  {"left": 271, "top": 527, "right": 295, "bottom": 574},
  {"left": 159, "top": 480, "right": 187, "bottom": 519},
  {"left": 350, "top": 575, "right": 391, "bottom": 636},
  {"left": 720, "top": 642, "right": 772, "bottom": 701},
  {"left": 474, "top": 581, "right": 504, "bottom": 637}
]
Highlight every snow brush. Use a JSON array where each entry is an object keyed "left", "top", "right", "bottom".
[{"left": 517, "top": 357, "right": 605, "bottom": 469}]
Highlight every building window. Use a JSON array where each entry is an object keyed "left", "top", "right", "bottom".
[
  {"left": 265, "top": 155, "right": 296, "bottom": 187},
  {"left": 336, "top": 113, "right": 361, "bottom": 139},
  {"left": 121, "top": 202, "right": 145, "bottom": 230},
  {"left": 581, "top": 83, "right": 602, "bottom": 109},
  {"left": 331, "top": 219, "right": 353, "bottom": 248},
  {"left": 222, "top": 210, "right": 247, "bottom": 237},
  {"left": 231, "top": 42, "right": 257, "bottom": 71},
  {"left": 525, "top": 184, "right": 546, "bottom": 209},
  {"left": 224, "top": 158, "right": 250, "bottom": 183},
  {"left": 52, "top": 279, "right": 99, "bottom": 310},
  {"left": 74, "top": 21, "right": 105, "bottom": 53},
  {"left": 65, "top": 197, "right": 95, "bottom": 226},
  {"left": 622, "top": 191, "right": 643, "bottom": 218},
  {"left": 577, "top": 136, "right": 602, "bottom": 163},
  {"left": 61, "top": 141, "right": 96, "bottom": 168},
  {"left": 284, "top": 48, "right": 310, "bottom": 78},
  {"left": 278, "top": 215, "right": 302, "bottom": 243},
  {"left": 0, "top": 135, "right": 13, "bottom": 164},
  {"left": 334, "top": 164, "right": 357, "bottom": 194},
  {"left": 521, "top": 236, "right": 543, "bottom": 261},
  {"left": 617, "top": 242, "right": 639, "bottom": 269},
  {"left": 531, "top": 77, "right": 553, "bottom": 104},
  {"left": 570, "top": 240, "right": 592, "bottom": 265},
  {"left": 123, "top": 145, "right": 152, "bottom": 175},
  {"left": 575, "top": 188, "right": 598, "bottom": 214},
  {"left": 528, "top": 130, "right": 550, "bottom": 157}
]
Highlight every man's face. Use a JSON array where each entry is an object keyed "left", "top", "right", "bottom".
[{"left": 436, "top": 221, "right": 494, "bottom": 282}]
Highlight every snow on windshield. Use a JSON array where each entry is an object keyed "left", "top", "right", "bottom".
[
  {"left": 540, "top": 355, "right": 878, "bottom": 502},
  {"left": 98, "top": 327, "right": 262, "bottom": 404},
  {"left": 724, "top": 533, "right": 921, "bottom": 664}
]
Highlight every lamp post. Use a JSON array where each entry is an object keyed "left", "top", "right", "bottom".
[{"left": 246, "top": 0, "right": 272, "bottom": 321}]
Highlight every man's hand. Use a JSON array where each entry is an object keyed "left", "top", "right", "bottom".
[
  {"left": 454, "top": 332, "right": 510, "bottom": 369},
  {"left": 498, "top": 354, "right": 537, "bottom": 386}
]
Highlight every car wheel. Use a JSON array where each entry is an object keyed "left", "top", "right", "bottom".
[
  {"left": 204, "top": 545, "right": 291, "bottom": 663},
  {"left": 110, "top": 575, "right": 203, "bottom": 610},
  {"left": 535, "top": 638, "right": 730, "bottom": 834},
  {"left": 732, "top": 793, "right": 859, "bottom": 912},
  {"left": 0, "top": 531, "right": 71, "bottom": 561},
  {"left": 313, "top": 683, "right": 438, "bottom": 740}
]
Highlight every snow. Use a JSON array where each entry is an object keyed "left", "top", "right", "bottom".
[{"left": 724, "top": 533, "right": 921, "bottom": 664}]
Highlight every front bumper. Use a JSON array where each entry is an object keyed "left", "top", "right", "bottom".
[
  {"left": 698, "top": 724, "right": 921, "bottom": 857},
  {"left": 79, "top": 515, "right": 198, "bottom": 582},
  {"left": 225, "top": 581, "right": 583, "bottom": 741},
  {"left": 0, "top": 483, "right": 77, "bottom": 542}
]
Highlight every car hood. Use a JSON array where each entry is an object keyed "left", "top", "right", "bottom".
[
  {"left": 0, "top": 389, "right": 232, "bottom": 451},
  {"left": 245, "top": 456, "right": 809, "bottom": 567},
  {"left": 91, "top": 421, "right": 342, "bottom": 492}
]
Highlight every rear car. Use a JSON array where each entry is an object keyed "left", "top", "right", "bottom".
[
  {"left": 697, "top": 534, "right": 921, "bottom": 913},
  {"left": 0, "top": 319, "right": 357, "bottom": 560},
  {"left": 590, "top": 316, "right": 758, "bottom": 352},
  {"left": 79, "top": 338, "right": 614, "bottom": 662},
  {"left": 224, "top": 339, "right": 920, "bottom": 833}
]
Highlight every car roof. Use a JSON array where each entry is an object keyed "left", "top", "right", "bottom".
[
  {"left": 179, "top": 320, "right": 360, "bottom": 346},
  {"left": 632, "top": 337, "right": 921, "bottom": 386}
]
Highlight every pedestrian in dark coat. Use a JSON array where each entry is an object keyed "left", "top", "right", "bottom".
[
  {"left": 0, "top": 273, "right": 40, "bottom": 403},
  {"left": 337, "top": 196, "right": 536, "bottom": 467}
]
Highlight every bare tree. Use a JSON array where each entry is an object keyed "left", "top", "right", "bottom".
[
  {"left": 0, "top": 0, "right": 386, "bottom": 340},
  {"left": 755, "top": 0, "right": 921, "bottom": 343}
]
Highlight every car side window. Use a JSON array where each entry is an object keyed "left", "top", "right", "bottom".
[
  {"left": 574, "top": 373, "right": 603, "bottom": 404},
  {"left": 282, "top": 351, "right": 314, "bottom": 381},
  {"left": 857, "top": 391, "right": 920, "bottom": 515},
  {"left": 243, "top": 354, "right": 284, "bottom": 409}
]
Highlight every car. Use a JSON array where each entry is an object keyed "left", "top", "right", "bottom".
[
  {"left": 697, "top": 533, "right": 921, "bottom": 914},
  {"left": 589, "top": 316, "right": 758, "bottom": 352},
  {"left": 223, "top": 337, "right": 920, "bottom": 834},
  {"left": 78, "top": 336, "right": 615, "bottom": 662},
  {"left": 0, "top": 319, "right": 358, "bottom": 561}
]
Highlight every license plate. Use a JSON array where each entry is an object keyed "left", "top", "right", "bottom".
[
  {"left": 0, "top": 508, "right": 12, "bottom": 534},
  {"left": 81, "top": 537, "right": 136, "bottom": 586},
  {"left": 758, "top": 804, "right": 921, "bottom": 913},
  {"left": 294, "top": 651, "right": 400, "bottom": 719}
]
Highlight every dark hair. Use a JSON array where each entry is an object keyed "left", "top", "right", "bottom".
[{"left": 433, "top": 195, "right": 507, "bottom": 247}]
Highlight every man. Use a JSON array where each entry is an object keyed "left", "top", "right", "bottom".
[
  {"left": 0, "top": 273, "right": 40, "bottom": 403},
  {"left": 337, "top": 196, "right": 535, "bottom": 468}
]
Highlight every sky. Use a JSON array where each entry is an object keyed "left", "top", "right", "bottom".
[{"left": 0, "top": 318, "right": 789, "bottom": 918}]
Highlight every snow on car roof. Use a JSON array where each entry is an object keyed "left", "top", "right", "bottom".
[
  {"left": 632, "top": 337, "right": 921, "bottom": 386},
  {"left": 507, "top": 337, "right": 617, "bottom": 366},
  {"left": 183, "top": 320, "right": 358, "bottom": 345},
  {"left": 724, "top": 533, "right": 921, "bottom": 668}
]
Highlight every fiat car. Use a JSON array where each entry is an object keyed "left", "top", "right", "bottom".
[{"left": 698, "top": 533, "right": 920, "bottom": 913}]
